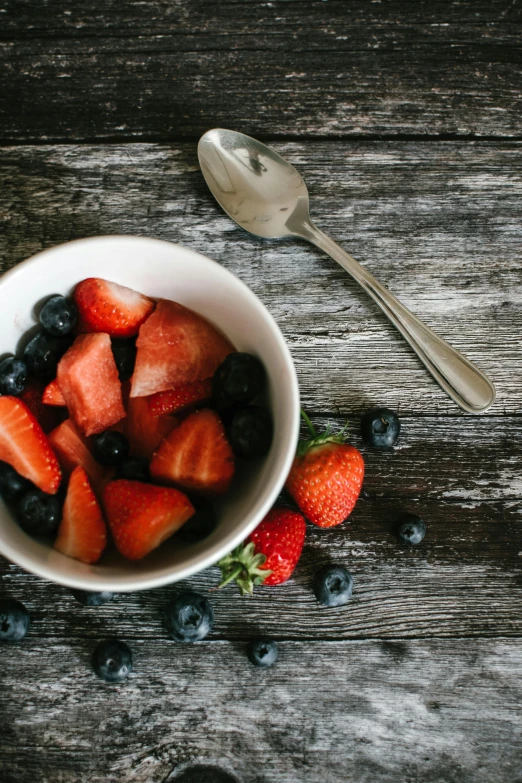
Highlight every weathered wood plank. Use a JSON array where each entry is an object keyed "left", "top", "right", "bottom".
[
  {"left": 1, "top": 142, "right": 520, "bottom": 415},
  {"left": 1, "top": 638, "right": 521, "bottom": 783},
  {"left": 0, "top": 1, "right": 521, "bottom": 141}
]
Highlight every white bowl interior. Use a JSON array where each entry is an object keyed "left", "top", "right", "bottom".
[{"left": 0, "top": 236, "right": 299, "bottom": 591}]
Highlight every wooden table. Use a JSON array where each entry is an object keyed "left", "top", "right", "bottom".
[{"left": 1, "top": 2, "right": 521, "bottom": 782}]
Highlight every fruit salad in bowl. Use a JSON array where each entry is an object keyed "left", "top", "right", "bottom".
[{"left": 0, "top": 236, "right": 299, "bottom": 591}]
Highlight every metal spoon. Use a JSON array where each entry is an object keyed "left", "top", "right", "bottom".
[{"left": 198, "top": 128, "right": 495, "bottom": 413}]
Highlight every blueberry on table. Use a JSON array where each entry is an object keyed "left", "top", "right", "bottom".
[
  {"left": 39, "top": 295, "right": 78, "bottom": 337},
  {"left": 176, "top": 497, "right": 217, "bottom": 543},
  {"left": 227, "top": 405, "right": 273, "bottom": 459},
  {"left": 23, "top": 331, "right": 72, "bottom": 380},
  {"left": 165, "top": 591, "right": 214, "bottom": 642},
  {"left": 361, "top": 407, "right": 400, "bottom": 449},
  {"left": 91, "top": 638, "right": 133, "bottom": 682},
  {"left": 17, "top": 489, "right": 62, "bottom": 537},
  {"left": 115, "top": 457, "right": 150, "bottom": 481},
  {"left": 111, "top": 338, "right": 137, "bottom": 381},
  {"left": 247, "top": 637, "right": 278, "bottom": 668},
  {"left": 71, "top": 590, "right": 116, "bottom": 606},
  {"left": 0, "top": 461, "right": 31, "bottom": 502},
  {"left": 397, "top": 513, "right": 426, "bottom": 545},
  {"left": 0, "top": 356, "right": 28, "bottom": 396},
  {"left": 313, "top": 565, "right": 354, "bottom": 607},
  {"left": 212, "top": 352, "right": 266, "bottom": 409},
  {"left": 93, "top": 431, "right": 130, "bottom": 466},
  {"left": 0, "top": 598, "right": 30, "bottom": 642}
]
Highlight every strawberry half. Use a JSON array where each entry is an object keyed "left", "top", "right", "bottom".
[
  {"left": 103, "top": 480, "right": 194, "bottom": 560},
  {"left": 150, "top": 409, "right": 234, "bottom": 495},
  {"left": 54, "top": 466, "right": 107, "bottom": 564},
  {"left": 131, "top": 299, "right": 234, "bottom": 398},
  {"left": 48, "top": 419, "right": 107, "bottom": 493},
  {"left": 74, "top": 277, "right": 155, "bottom": 338},
  {"left": 57, "top": 333, "right": 126, "bottom": 436},
  {"left": 0, "top": 397, "right": 62, "bottom": 494},
  {"left": 125, "top": 395, "right": 177, "bottom": 459},
  {"left": 218, "top": 508, "right": 306, "bottom": 594},
  {"left": 147, "top": 378, "right": 213, "bottom": 417},
  {"left": 42, "top": 379, "right": 66, "bottom": 406},
  {"left": 285, "top": 412, "right": 364, "bottom": 528}
]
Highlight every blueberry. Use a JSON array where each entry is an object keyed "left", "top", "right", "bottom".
[
  {"left": 39, "top": 295, "right": 77, "bottom": 337},
  {"left": 247, "top": 637, "right": 278, "bottom": 667},
  {"left": 176, "top": 497, "right": 217, "bottom": 543},
  {"left": 0, "top": 598, "right": 30, "bottom": 642},
  {"left": 227, "top": 406, "right": 273, "bottom": 459},
  {"left": 93, "top": 431, "right": 130, "bottom": 466},
  {"left": 91, "top": 638, "right": 133, "bottom": 682},
  {"left": 361, "top": 407, "right": 400, "bottom": 449},
  {"left": 212, "top": 352, "right": 266, "bottom": 409},
  {"left": 0, "top": 461, "right": 31, "bottom": 502},
  {"left": 71, "top": 590, "right": 116, "bottom": 606},
  {"left": 397, "top": 513, "right": 426, "bottom": 545},
  {"left": 17, "top": 489, "right": 62, "bottom": 537},
  {"left": 115, "top": 457, "right": 150, "bottom": 481},
  {"left": 313, "top": 565, "right": 354, "bottom": 607},
  {"left": 111, "top": 338, "right": 137, "bottom": 381},
  {"left": 23, "top": 331, "right": 72, "bottom": 380},
  {"left": 165, "top": 591, "right": 214, "bottom": 642},
  {"left": 0, "top": 356, "right": 28, "bottom": 396}
]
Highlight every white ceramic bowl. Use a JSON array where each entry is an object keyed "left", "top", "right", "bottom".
[{"left": 0, "top": 236, "right": 299, "bottom": 591}]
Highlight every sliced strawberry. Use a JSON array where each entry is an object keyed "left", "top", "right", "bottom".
[
  {"left": 150, "top": 409, "right": 234, "bottom": 495},
  {"left": 131, "top": 299, "right": 234, "bottom": 398},
  {"left": 42, "top": 379, "right": 66, "bottom": 406},
  {"left": 103, "top": 479, "right": 194, "bottom": 560},
  {"left": 74, "top": 277, "right": 155, "bottom": 338},
  {"left": 48, "top": 419, "right": 107, "bottom": 493},
  {"left": 0, "top": 397, "right": 62, "bottom": 494},
  {"left": 148, "top": 378, "right": 213, "bottom": 417},
  {"left": 57, "top": 333, "right": 126, "bottom": 436},
  {"left": 20, "top": 380, "right": 64, "bottom": 433},
  {"left": 54, "top": 466, "right": 107, "bottom": 564},
  {"left": 125, "top": 395, "right": 177, "bottom": 459}
]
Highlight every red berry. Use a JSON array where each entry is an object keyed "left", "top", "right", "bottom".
[{"left": 74, "top": 278, "right": 155, "bottom": 338}]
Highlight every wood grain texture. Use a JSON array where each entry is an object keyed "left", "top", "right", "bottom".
[
  {"left": 0, "top": 0, "right": 521, "bottom": 142},
  {"left": 1, "top": 141, "right": 520, "bottom": 415},
  {"left": 1, "top": 637, "right": 521, "bottom": 783}
]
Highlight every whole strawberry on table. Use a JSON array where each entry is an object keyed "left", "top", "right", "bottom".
[{"left": 0, "top": 278, "right": 274, "bottom": 565}]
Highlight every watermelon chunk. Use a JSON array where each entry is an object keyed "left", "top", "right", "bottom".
[
  {"left": 48, "top": 418, "right": 107, "bottom": 493},
  {"left": 125, "top": 396, "right": 177, "bottom": 459},
  {"left": 57, "top": 333, "right": 126, "bottom": 436},
  {"left": 130, "top": 299, "right": 235, "bottom": 398}
]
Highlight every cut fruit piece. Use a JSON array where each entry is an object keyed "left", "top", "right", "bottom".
[
  {"left": 42, "top": 379, "right": 66, "bottom": 406},
  {"left": 74, "top": 277, "right": 155, "bottom": 338},
  {"left": 48, "top": 419, "right": 107, "bottom": 493},
  {"left": 147, "top": 377, "right": 213, "bottom": 417},
  {"left": 54, "top": 466, "right": 107, "bottom": 564},
  {"left": 125, "top": 395, "right": 177, "bottom": 459},
  {"left": 20, "top": 380, "right": 64, "bottom": 433},
  {"left": 0, "top": 397, "right": 62, "bottom": 494},
  {"left": 150, "top": 409, "right": 234, "bottom": 495},
  {"left": 131, "top": 299, "right": 234, "bottom": 398},
  {"left": 103, "top": 480, "right": 194, "bottom": 560},
  {"left": 57, "top": 333, "right": 126, "bottom": 436}
]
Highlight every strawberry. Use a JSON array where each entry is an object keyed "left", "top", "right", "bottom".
[
  {"left": 20, "top": 380, "right": 64, "bottom": 433},
  {"left": 125, "top": 395, "right": 177, "bottom": 459},
  {"left": 147, "top": 378, "right": 213, "bottom": 417},
  {"left": 57, "top": 333, "right": 126, "bottom": 436},
  {"left": 285, "top": 412, "right": 364, "bottom": 528},
  {"left": 103, "top": 480, "right": 194, "bottom": 560},
  {"left": 54, "top": 466, "right": 107, "bottom": 564},
  {"left": 42, "top": 379, "right": 66, "bottom": 406},
  {"left": 131, "top": 299, "right": 234, "bottom": 398},
  {"left": 0, "top": 396, "right": 62, "bottom": 494},
  {"left": 48, "top": 419, "right": 107, "bottom": 493},
  {"left": 218, "top": 508, "right": 306, "bottom": 594},
  {"left": 150, "top": 409, "right": 234, "bottom": 495},
  {"left": 74, "top": 277, "right": 155, "bottom": 338}
]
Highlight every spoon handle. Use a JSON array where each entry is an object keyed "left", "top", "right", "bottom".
[{"left": 298, "top": 221, "right": 495, "bottom": 413}]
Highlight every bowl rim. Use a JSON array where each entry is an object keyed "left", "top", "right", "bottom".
[{"left": 0, "top": 235, "right": 300, "bottom": 591}]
